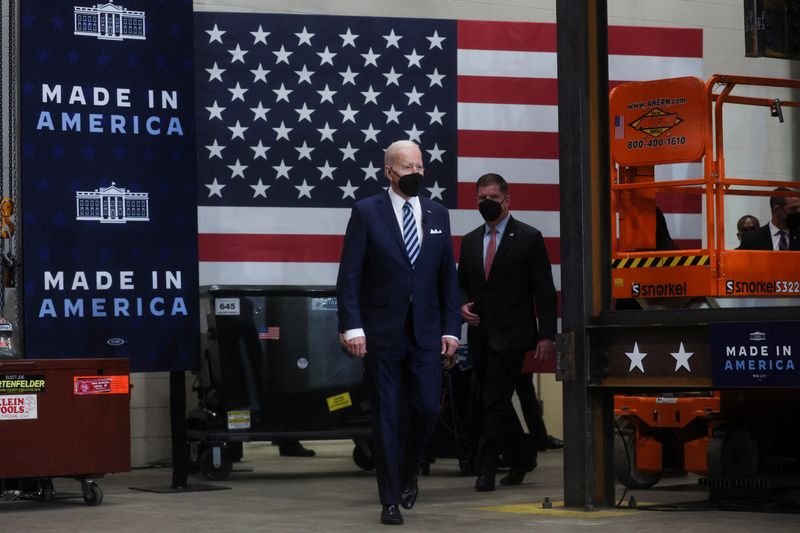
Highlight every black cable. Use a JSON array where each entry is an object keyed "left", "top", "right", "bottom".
[{"left": 613, "top": 417, "right": 630, "bottom": 508}]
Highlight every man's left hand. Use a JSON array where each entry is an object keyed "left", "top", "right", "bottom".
[
  {"left": 533, "top": 338, "right": 556, "bottom": 362},
  {"left": 441, "top": 337, "right": 458, "bottom": 368}
]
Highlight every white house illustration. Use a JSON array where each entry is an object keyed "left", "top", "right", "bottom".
[
  {"left": 76, "top": 182, "right": 149, "bottom": 223},
  {"left": 74, "top": 1, "right": 146, "bottom": 41}
]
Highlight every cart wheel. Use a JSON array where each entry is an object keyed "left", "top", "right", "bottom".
[
  {"left": 81, "top": 480, "right": 104, "bottom": 506},
  {"left": 614, "top": 423, "right": 662, "bottom": 489},
  {"left": 200, "top": 447, "right": 233, "bottom": 481},
  {"left": 352, "top": 443, "right": 375, "bottom": 471},
  {"left": 39, "top": 478, "right": 55, "bottom": 502}
]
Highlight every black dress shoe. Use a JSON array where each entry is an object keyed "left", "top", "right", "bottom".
[
  {"left": 546, "top": 435, "right": 564, "bottom": 449},
  {"left": 400, "top": 477, "right": 418, "bottom": 509},
  {"left": 500, "top": 469, "right": 526, "bottom": 486},
  {"left": 475, "top": 474, "right": 495, "bottom": 492},
  {"left": 380, "top": 504, "right": 404, "bottom": 525},
  {"left": 278, "top": 441, "right": 316, "bottom": 457}
]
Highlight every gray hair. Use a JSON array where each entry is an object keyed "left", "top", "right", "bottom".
[{"left": 384, "top": 140, "right": 420, "bottom": 166}]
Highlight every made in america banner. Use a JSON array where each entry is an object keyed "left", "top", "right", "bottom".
[{"left": 20, "top": 0, "right": 198, "bottom": 372}]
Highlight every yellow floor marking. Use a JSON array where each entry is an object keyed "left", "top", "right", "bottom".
[{"left": 475, "top": 501, "right": 641, "bottom": 517}]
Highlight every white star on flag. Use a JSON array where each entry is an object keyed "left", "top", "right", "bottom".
[
  {"left": 205, "top": 100, "right": 225, "bottom": 120},
  {"left": 250, "top": 140, "right": 269, "bottom": 159},
  {"left": 317, "top": 84, "right": 337, "bottom": 104},
  {"left": 361, "top": 47, "right": 380, "bottom": 67},
  {"left": 404, "top": 49, "right": 424, "bottom": 68},
  {"left": 625, "top": 342, "right": 647, "bottom": 373},
  {"left": 296, "top": 179, "right": 314, "bottom": 198},
  {"left": 428, "top": 181, "right": 446, "bottom": 200},
  {"left": 273, "top": 159, "right": 292, "bottom": 179},
  {"left": 295, "top": 26, "right": 314, "bottom": 46},
  {"left": 228, "top": 120, "right": 247, "bottom": 140},
  {"left": 426, "top": 68, "right": 445, "bottom": 87},
  {"left": 206, "top": 62, "right": 225, "bottom": 82},
  {"left": 206, "top": 24, "right": 225, "bottom": 44},
  {"left": 250, "top": 101, "right": 270, "bottom": 121},
  {"left": 206, "top": 177, "right": 225, "bottom": 197},
  {"left": 318, "top": 160, "right": 336, "bottom": 179},
  {"left": 228, "top": 159, "right": 247, "bottom": 179},
  {"left": 670, "top": 342, "right": 694, "bottom": 372},
  {"left": 339, "top": 180, "right": 358, "bottom": 199},
  {"left": 206, "top": 139, "right": 225, "bottom": 159},
  {"left": 317, "top": 46, "right": 337, "bottom": 66},
  {"left": 250, "top": 63, "right": 270, "bottom": 83},
  {"left": 383, "top": 29, "right": 402, "bottom": 48},
  {"left": 427, "top": 143, "right": 445, "bottom": 162},
  {"left": 251, "top": 179, "right": 270, "bottom": 198},
  {"left": 317, "top": 122, "right": 336, "bottom": 142},
  {"left": 250, "top": 25, "right": 270, "bottom": 45},
  {"left": 426, "top": 30, "right": 445, "bottom": 49},
  {"left": 339, "top": 28, "right": 358, "bottom": 47},
  {"left": 228, "top": 43, "right": 248, "bottom": 63}
]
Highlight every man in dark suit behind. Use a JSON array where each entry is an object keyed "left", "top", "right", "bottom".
[
  {"left": 740, "top": 188, "right": 800, "bottom": 251},
  {"left": 458, "top": 173, "right": 557, "bottom": 491},
  {"left": 336, "top": 140, "right": 461, "bottom": 525}
]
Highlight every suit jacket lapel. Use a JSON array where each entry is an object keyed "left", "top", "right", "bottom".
[
  {"left": 378, "top": 193, "right": 407, "bottom": 258},
  {"left": 487, "top": 216, "right": 516, "bottom": 281}
]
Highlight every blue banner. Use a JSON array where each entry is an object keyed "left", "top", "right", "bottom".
[
  {"left": 710, "top": 321, "right": 800, "bottom": 387},
  {"left": 20, "top": 0, "right": 198, "bottom": 372}
]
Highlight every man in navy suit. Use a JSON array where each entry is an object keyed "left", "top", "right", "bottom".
[
  {"left": 458, "top": 173, "right": 557, "bottom": 491},
  {"left": 337, "top": 140, "right": 461, "bottom": 525},
  {"left": 740, "top": 188, "right": 800, "bottom": 251}
]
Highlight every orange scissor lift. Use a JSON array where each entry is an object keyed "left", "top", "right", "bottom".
[{"left": 607, "top": 75, "right": 800, "bottom": 489}]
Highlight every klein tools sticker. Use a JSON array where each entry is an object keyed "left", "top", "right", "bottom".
[
  {"left": 74, "top": 375, "right": 129, "bottom": 395},
  {"left": 0, "top": 395, "right": 38, "bottom": 420},
  {"left": 628, "top": 108, "right": 683, "bottom": 138}
]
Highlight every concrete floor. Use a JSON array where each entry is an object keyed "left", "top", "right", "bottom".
[{"left": 1, "top": 440, "right": 798, "bottom": 532}]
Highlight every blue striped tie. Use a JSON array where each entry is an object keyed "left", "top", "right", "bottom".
[{"left": 402, "top": 201, "right": 420, "bottom": 265}]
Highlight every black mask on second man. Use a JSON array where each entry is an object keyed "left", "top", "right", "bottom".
[
  {"left": 478, "top": 199, "right": 502, "bottom": 222},
  {"left": 397, "top": 171, "right": 422, "bottom": 197}
]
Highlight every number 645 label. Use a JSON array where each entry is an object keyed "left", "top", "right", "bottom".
[{"left": 215, "top": 298, "right": 240, "bottom": 315}]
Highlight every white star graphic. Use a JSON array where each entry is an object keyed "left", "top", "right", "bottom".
[
  {"left": 205, "top": 100, "right": 225, "bottom": 120},
  {"left": 361, "top": 85, "right": 381, "bottom": 105},
  {"left": 251, "top": 178, "right": 270, "bottom": 198},
  {"left": 383, "top": 67, "right": 402, "bottom": 86},
  {"left": 361, "top": 47, "right": 380, "bottom": 67},
  {"left": 317, "top": 46, "right": 337, "bottom": 66},
  {"left": 318, "top": 160, "right": 336, "bottom": 180},
  {"left": 339, "top": 103, "right": 359, "bottom": 123},
  {"left": 228, "top": 120, "right": 248, "bottom": 140},
  {"left": 361, "top": 162, "right": 381, "bottom": 180},
  {"left": 404, "top": 49, "right": 424, "bottom": 68},
  {"left": 205, "top": 178, "right": 225, "bottom": 197},
  {"left": 427, "top": 143, "right": 445, "bottom": 162},
  {"left": 404, "top": 86, "right": 424, "bottom": 106},
  {"left": 317, "top": 84, "right": 336, "bottom": 104},
  {"left": 273, "top": 121, "right": 292, "bottom": 141},
  {"left": 361, "top": 123, "right": 380, "bottom": 143},
  {"left": 426, "top": 106, "right": 445, "bottom": 125},
  {"left": 404, "top": 124, "right": 423, "bottom": 143},
  {"left": 427, "top": 181, "right": 446, "bottom": 200},
  {"left": 273, "top": 45, "right": 292, "bottom": 64},
  {"left": 295, "top": 64, "right": 315, "bottom": 84},
  {"left": 250, "top": 140, "right": 269, "bottom": 159},
  {"left": 340, "top": 142, "right": 358, "bottom": 161},
  {"left": 273, "top": 83, "right": 292, "bottom": 103},
  {"left": 339, "top": 66, "right": 359, "bottom": 85},
  {"left": 295, "top": 26, "right": 314, "bottom": 46},
  {"left": 426, "top": 30, "right": 445, "bottom": 50},
  {"left": 383, "top": 29, "right": 402, "bottom": 48},
  {"left": 317, "top": 122, "right": 337, "bottom": 142},
  {"left": 339, "top": 28, "right": 358, "bottom": 47},
  {"left": 670, "top": 342, "right": 694, "bottom": 372},
  {"left": 250, "top": 63, "right": 270, "bottom": 83},
  {"left": 383, "top": 105, "right": 402, "bottom": 124},
  {"left": 206, "top": 24, "right": 225, "bottom": 44},
  {"left": 625, "top": 342, "right": 648, "bottom": 373},
  {"left": 426, "top": 68, "right": 445, "bottom": 87},
  {"left": 228, "top": 43, "right": 248, "bottom": 64},
  {"left": 250, "top": 101, "right": 270, "bottom": 121},
  {"left": 273, "top": 159, "right": 292, "bottom": 179},
  {"left": 295, "top": 179, "right": 314, "bottom": 199},
  {"left": 228, "top": 82, "right": 248, "bottom": 102},
  {"left": 295, "top": 141, "right": 315, "bottom": 160},
  {"left": 228, "top": 159, "right": 247, "bottom": 179},
  {"left": 295, "top": 103, "right": 315, "bottom": 122},
  {"left": 205, "top": 62, "right": 225, "bottom": 82},
  {"left": 339, "top": 180, "right": 358, "bottom": 199},
  {"left": 251, "top": 25, "right": 270, "bottom": 45},
  {"left": 205, "top": 139, "right": 225, "bottom": 159}
]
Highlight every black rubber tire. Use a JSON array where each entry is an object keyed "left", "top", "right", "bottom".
[
  {"left": 707, "top": 426, "right": 759, "bottom": 480},
  {"left": 200, "top": 447, "right": 234, "bottom": 481},
  {"left": 614, "top": 424, "right": 663, "bottom": 489},
  {"left": 82, "top": 482, "right": 104, "bottom": 506},
  {"left": 352, "top": 443, "right": 375, "bottom": 471},
  {"left": 39, "top": 478, "right": 55, "bottom": 502}
]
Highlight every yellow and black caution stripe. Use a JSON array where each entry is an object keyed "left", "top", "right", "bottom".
[{"left": 612, "top": 255, "right": 709, "bottom": 269}]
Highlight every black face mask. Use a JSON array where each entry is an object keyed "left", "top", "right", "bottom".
[
  {"left": 397, "top": 171, "right": 422, "bottom": 197},
  {"left": 787, "top": 212, "right": 800, "bottom": 230},
  {"left": 478, "top": 199, "right": 502, "bottom": 222}
]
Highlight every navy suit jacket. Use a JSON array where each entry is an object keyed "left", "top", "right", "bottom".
[
  {"left": 740, "top": 224, "right": 800, "bottom": 251},
  {"left": 336, "top": 192, "right": 461, "bottom": 350}
]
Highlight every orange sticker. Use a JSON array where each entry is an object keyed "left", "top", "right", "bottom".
[{"left": 74, "top": 375, "right": 129, "bottom": 395}]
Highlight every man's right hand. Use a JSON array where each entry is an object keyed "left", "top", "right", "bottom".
[
  {"left": 460, "top": 302, "right": 480, "bottom": 327},
  {"left": 339, "top": 333, "right": 367, "bottom": 357}
]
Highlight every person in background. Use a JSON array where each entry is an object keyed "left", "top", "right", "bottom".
[
  {"left": 336, "top": 140, "right": 461, "bottom": 525},
  {"left": 740, "top": 188, "right": 800, "bottom": 251},
  {"left": 273, "top": 439, "right": 315, "bottom": 457},
  {"left": 515, "top": 374, "right": 563, "bottom": 452},
  {"left": 735, "top": 214, "right": 759, "bottom": 245},
  {"left": 458, "top": 173, "right": 557, "bottom": 491}
]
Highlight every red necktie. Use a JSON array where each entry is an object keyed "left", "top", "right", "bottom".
[
  {"left": 779, "top": 230, "right": 788, "bottom": 251},
  {"left": 485, "top": 227, "right": 496, "bottom": 279}
]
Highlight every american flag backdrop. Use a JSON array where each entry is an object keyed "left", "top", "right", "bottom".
[{"left": 194, "top": 13, "right": 704, "bottom": 300}]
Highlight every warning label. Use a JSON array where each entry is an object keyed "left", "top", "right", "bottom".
[
  {"left": 0, "top": 375, "right": 46, "bottom": 394},
  {"left": 0, "top": 394, "right": 38, "bottom": 420},
  {"left": 326, "top": 392, "right": 353, "bottom": 412},
  {"left": 227, "top": 410, "right": 251, "bottom": 430},
  {"left": 74, "top": 375, "right": 129, "bottom": 395}
]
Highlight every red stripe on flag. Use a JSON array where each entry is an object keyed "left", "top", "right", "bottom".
[
  {"left": 608, "top": 26, "right": 703, "bottom": 57},
  {"left": 457, "top": 182, "right": 560, "bottom": 211},
  {"left": 458, "top": 76, "right": 558, "bottom": 105},
  {"left": 198, "top": 234, "right": 344, "bottom": 262},
  {"left": 656, "top": 191, "right": 703, "bottom": 213},
  {"left": 458, "top": 130, "right": 559, "bottom": 159},
  {"left": 457, "top": 20, "right": 556, "bottom": 52},
  {"left": 453, "top": 236, "right": 561, "bottom": 265}
]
